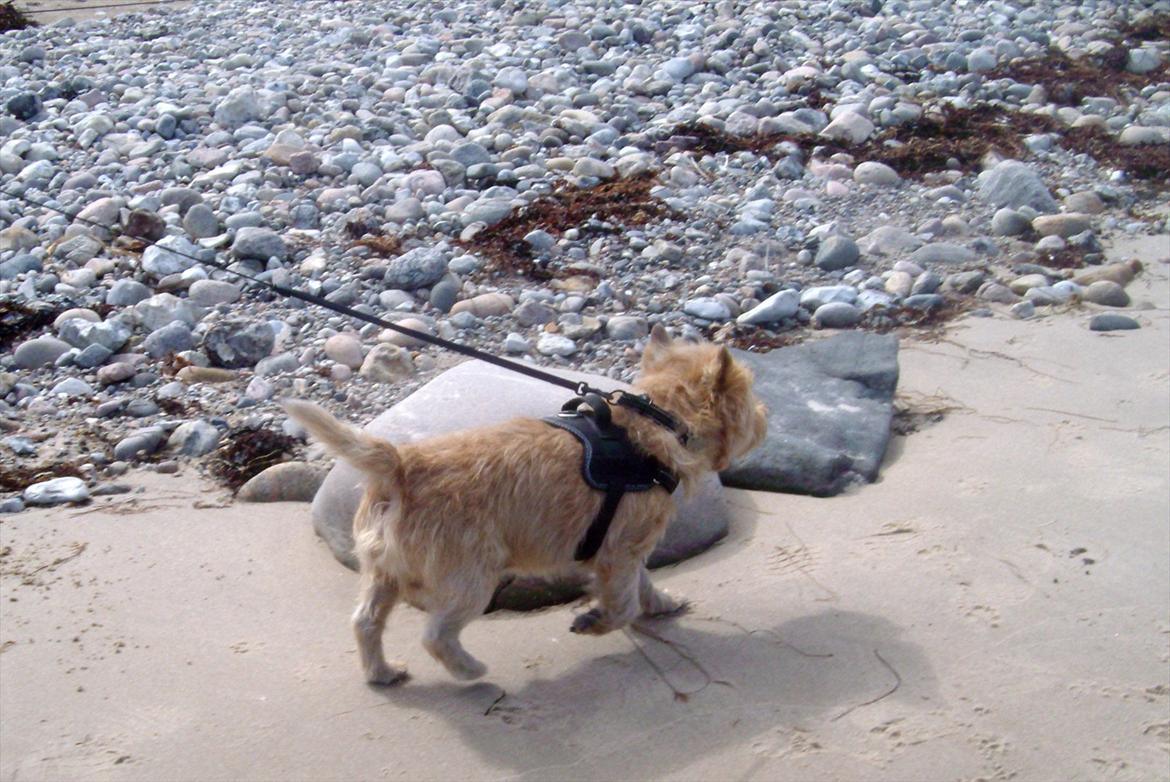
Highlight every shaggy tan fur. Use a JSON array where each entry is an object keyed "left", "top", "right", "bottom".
[{"left": 284, "top": 325, "right": 767, "bottom": 684}]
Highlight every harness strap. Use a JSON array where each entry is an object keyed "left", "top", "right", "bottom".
[
  {"left": 546, "top": 397, "right": 679, "bottom": 562},
  {"left": 574, "top": 479, "right": 627, "bottom": 562}
]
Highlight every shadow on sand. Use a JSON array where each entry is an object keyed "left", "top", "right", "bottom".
[{"left": 371, "top": 609, "right": 935, "bottom": 779}]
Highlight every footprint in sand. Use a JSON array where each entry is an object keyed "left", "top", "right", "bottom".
[
  {"left": 766, "top": 543, "right": 817, "bottom": 577},
  {"left": 962, "top": 604, "right": 1002, "bottom": 629}
]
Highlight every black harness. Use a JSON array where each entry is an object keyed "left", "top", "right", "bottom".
[{"left": 543, "top": 393, "right": 681, "bottom": 561}]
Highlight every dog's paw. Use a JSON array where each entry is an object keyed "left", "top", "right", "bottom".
[
  {"left": 570, "top": 608, "right": 612, "bottom": 635},
  {"left": 366, "top": 661, "right": 409, "bottom": 686},
  {"left": 450, "top": 658, "right": 488, "bottom": 681},
  {"left": 644, "top": 595, "right": 690, "bottom": 619}
]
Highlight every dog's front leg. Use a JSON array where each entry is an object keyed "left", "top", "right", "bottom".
[
  {"left": 571, "top": 558, "right": 641, "bottom": 635},
  {"left": 637, "top": 566, "right": 688, "bottom": 618}
]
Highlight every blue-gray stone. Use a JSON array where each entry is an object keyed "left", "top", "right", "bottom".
[
  {"left": 800, "top": 285, "right": 858, "bottom": 310},
  {"left": 74, "top": 343, "right": 114, "bottom": 368},
  {"left": 428, "top": 275, "right": 460, "bottom": 313},
  {"left": 49, "top": 378, "right": 93, "bottom": 397},
  {"left": 167, "top": 420, "right": 222, "bottom": 456},
  {"left": 113, "top": 427, "right": 166, "bottom": 461},
  {"left": 202, "top": 320, "right": 275, "bottom": 368},
  {"left": 144, "top": 321, "right": 196, "bottom": 358},
  {"left": 902, "top": 293, "right": 946, "bottom": 311},
  {"left": 515, "top": 300, "right": 557, "bottom": 327},
  {"left": 814, "top": 235, "right": 861, "bottom": 271},
  {"left": 231, "top": 227, "right": 287, "bottom": 262},
  {"left": 142, "top": 235, "right": 201, "bottom": 277},
  {"left": 813, "top": 301, "right": 862, "bottom": 328},
  {"left": 382, "top": 244, "right": 450, "bottom": 290},
  {"left": 57, "top": 317, "right": 132, "bottom": 353},
  {"left": 991, "top": 207, "right": 1032, "bottom": 237},
  {"left": 722, "top": 332, "right": 899, "bottom": 496},
  {"left": 6, "top": 93, "right": 42, "bottom": 121},
  {"left": 1089, "top": 313, "right": 1140, "bottom": 331},
  {"left": 159, "top": 187, "right": 203, "bottom": 215},
  {"left": 183, "top": 203, "right": 220, "bottom": 238},
  {"left": 156, "top": 113, "right": 177, "bottom": 139},
  {"left": 911, "top": 271, "right": 943, "bottom": 295},
  {"left": 0, "top": 253, "right": 41, "bottom": 280},
  {"left": 683, "top": 297, "right": 732, "bottom": 321},
  {"left": 449, "top": 142, "right": 492, "bottom": 167},
  {"left": 977, "top": 160, "right": 1058, "bottom": 213},
  {"left": 737, "top": 289, "right": 800, "bottom": 325},
  {"left": 106, "top": 279, "right": 152, "bottom": 306},
  {"left": 255, "top": 352, "right": 299, "bottom": 377},
  {"left": 909, "top": 242, "right": 977, "bottom": 265},
  {"left": 126, "top": 399, "right": 160, "bottom": 417},
  {"left": 13, "top": 336, "right": 72, "bottom": 369},
  {"left": 2, "top": 436, "right": 37, "bottom": 456},
  {"left": 605, "top": 315, "right": 649, "bottom": 341}
]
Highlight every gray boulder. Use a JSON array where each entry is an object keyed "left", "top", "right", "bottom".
[
  {"left": 814, "top": 235, "right": 860, "bottom": 271},
  {"left": 232, "top": 227, "right": 286, "bottom": 262},
  {"left": 909, "top": 242, "right": 977, "bottom": 265},
  {"left": 167, "top": 420, "right": 222, "bottom": 456},
  {"left": 143, "top": 321, "right": 196, "bottom": 358},
  {"left": 1089, "top": 313, "right": 1140, "bottom": 331},
  {"left": 737, "top": 289, "right": 800, "bottom": 325},
  {"left": 142, "top": 235, "right": 201, "bottom": 277},
  {"left": 106, "top": 279, "right": 152, "bottom": 306},
  {"left": 202, "top": 320, "right": 275, "bottom": 368},
  {"left": 721, "top": 332, "right": 899, "bottom": 496},
  {"left": 13, "top": 336, "right": 71, "bottom": 369},
  {"left": 24, "top": 477, "right": 89, "bottom": 506},
  {"left": 977, "top": 160, "right": 1058, "bottom": 213},
  {"left": 382, "top": 244, "right": 450, "bottom": 290},
  {"left": 238, "top": 462, "right": 327, "bottom": 502},
  {"left": 310, "top": 360, "right": 730, "bottom": 576},
  {"left": 57, "top": 317, "right": 132, "bottom": 353}
]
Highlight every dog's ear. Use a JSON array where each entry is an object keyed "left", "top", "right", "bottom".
[
  {"left": 649, "top": 323, "right": 672, "bottom": 347},
  {"left": 704, "top": 346, "right": 735, "bottom": 391},
  {"left": 642, "top": 323, "right": 673, "bottom": 368}
]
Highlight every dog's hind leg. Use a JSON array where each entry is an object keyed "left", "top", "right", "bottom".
[
  {"left": 353, "top": 574, "right": 407, "bottom": 685},
  {"left": 422, "top": 597, "right": 491, "bottom": 681},
  {"left": 571, "top": 557, "right": 641, "bottom": 635},
  {"left": 637, "top": 566, "right": 688, "bottom": 618},
  {"left": 421, "top": 567, "right": 494, "bottom": 681}
]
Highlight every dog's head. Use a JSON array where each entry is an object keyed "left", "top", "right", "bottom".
[{"left": 638, "top": 325, "right": 768, "bottom": 472}]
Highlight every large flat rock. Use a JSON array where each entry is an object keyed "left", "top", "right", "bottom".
[
  {"left": 721, "top": 332, "right": 899, "bottom": 495},
  {"left": 311, "top": 360, "right": 729, "bottom": 584}
]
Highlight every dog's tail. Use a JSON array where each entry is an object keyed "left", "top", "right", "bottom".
[{"left": 282, "top": 399, "right": 401, "bottom": 487}]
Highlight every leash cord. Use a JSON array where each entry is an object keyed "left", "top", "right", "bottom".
[{"left": 2, "top": 185, "right": 688, "bottom": 439}]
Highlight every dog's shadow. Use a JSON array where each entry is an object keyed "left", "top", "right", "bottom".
[{"left": 374, "top": 609, "right": 935, "bottom": 778}]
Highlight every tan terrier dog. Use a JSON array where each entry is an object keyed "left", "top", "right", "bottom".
[{"left": 284, "top": 325, "right": 767, "bottom": 684}]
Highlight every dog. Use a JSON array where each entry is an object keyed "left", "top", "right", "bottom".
[{"left": 283, "top": 325, "right": 767, "bottom": 684}]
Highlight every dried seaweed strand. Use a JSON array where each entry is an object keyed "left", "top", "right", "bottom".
[
  {"left": 830, "top": 648, "right": 902, "bottom": 722},
  {"left": 484, "top": 689, "right": 507, "bottom": 716},
  {"left": 625, "top": 623, "right": 730, "bottom": 702},
  {"left": 25, "top": 542, "right": 87, "bottom": 575}
]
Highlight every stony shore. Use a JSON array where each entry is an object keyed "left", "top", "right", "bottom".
[{"left": 1, "top": 0, "right": 1168, "bottom": 508}]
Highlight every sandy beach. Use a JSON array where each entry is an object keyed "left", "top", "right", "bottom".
[{"left": 2, "top": 232, "right": 1167, "bottom": 781}]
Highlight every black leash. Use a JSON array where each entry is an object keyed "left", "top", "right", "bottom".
[{"left": 2, "top": 186, "right": 689, "bottom": 443}]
